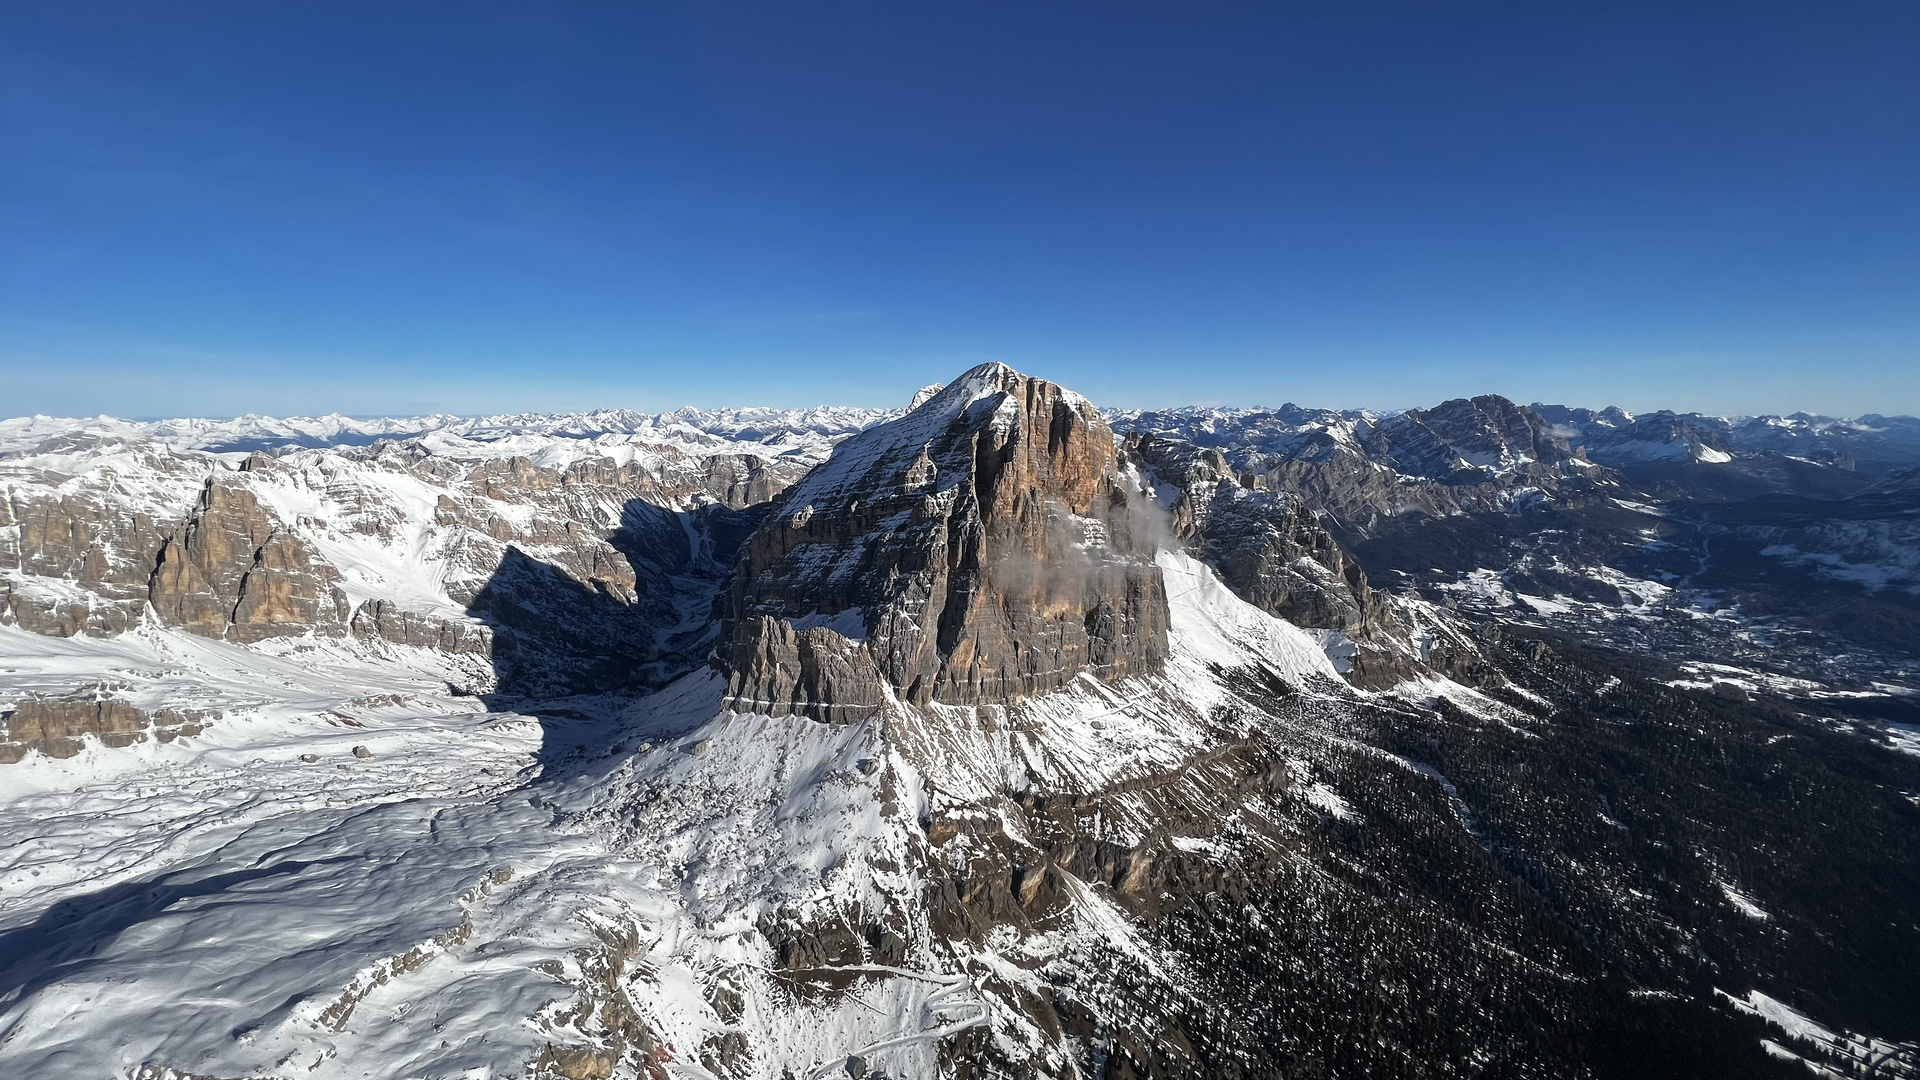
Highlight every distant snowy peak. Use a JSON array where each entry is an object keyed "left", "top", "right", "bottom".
[
  {"left": 647, "top": 404, "right": 904, "bottom": 441},
  {"left": 1109, "top": 397, "right": 1920, "bottom": 478},
  {"left": 1108, "top": 397, "right": 1566, "bottom": 482},
  {"left": 1104, "top": 405, "right": 1377, "bottom": 474},
  {"left": 7, "top": 391, "right": 1918, "bottom": 480},
  {"left": 0, "top": 404, "right": 907, "bottom": 467},
  {"left": 0, "top": 412, "right": 458, "bottom": 455},
  {"left": 1531, "top": 404, "right": 1920, "bottom": 471}
]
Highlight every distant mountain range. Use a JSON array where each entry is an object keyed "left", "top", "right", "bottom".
[{"left": 11, "top": 397, "right": 1919, "bottom": 474}]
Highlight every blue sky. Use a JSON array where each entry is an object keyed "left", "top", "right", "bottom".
[{"left": 3, "top": 1, "right": 1917, "bottom": 419}]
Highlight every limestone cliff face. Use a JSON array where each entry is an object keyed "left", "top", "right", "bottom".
[
  {"left": 725, "top": 363, "right": 1170, "bottom": 718},
  {"left": 0, "top": 459, "right": 350, "bottom": 643},
  {"left": 349, "top": 600, "right": 492, "bottom": 654},
  {"left": 1, "top": 466, "right": 180, "bottom": 637},
  {"left": 0, "top": 687, "right": 214, "bottom": 763},
  {"left": 147, "top": 477, "right": 352, "bottom": 643}
]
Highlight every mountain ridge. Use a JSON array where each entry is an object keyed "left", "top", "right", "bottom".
[{"left": 11, "top": 396, "right": 1918, "bottom": 466}]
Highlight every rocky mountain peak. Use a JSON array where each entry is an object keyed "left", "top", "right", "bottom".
[
  {"left": 1370, "top": 394, "right": 1573, "bottom": 479},
  {"left": 723, "top": 363, "right": 1170, "bottom": 719}
]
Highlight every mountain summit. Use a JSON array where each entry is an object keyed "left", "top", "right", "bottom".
[{"left": 725, "top": 362, "right": 1170, "bottom": 718}]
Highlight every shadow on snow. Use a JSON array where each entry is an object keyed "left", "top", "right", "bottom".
[
  {"left": 465, "top": 497, "right": 767, "bottom": 782},
  {"left": 0, "top": 499, "right": 765, "bottom": 1009}
]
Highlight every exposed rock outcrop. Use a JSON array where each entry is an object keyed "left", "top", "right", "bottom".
[
  {"left": 1131, "top": 436, "right": 1377, "bottom": 631},
  {"left": 724, "top": 363, "right": 1171, "bottom": 718},
  {"left": 2, "top": 463, "right": 184, "bottom": 636},
  {"left": 1, "top": 466, "right": 357, "bottom": 643},
  {"left": 147, "top": 478, "right": 352, "bottom": 642},
  {"left": 699, "top": 453, "right": 784, "bottom": 509},
  {"left": 350, "top": 600, "right": 493, "bottom": 654},
  {"left": 0, "top": 687, "right": 214, "bottom": 763},
  {"left": 725, "top": 615, "right": 890, "bottom": 723}
]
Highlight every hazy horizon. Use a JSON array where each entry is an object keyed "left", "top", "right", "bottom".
[
  {"left": 6, "top": 369, "right": 1918, "bottom": 428},
  {"left": 5, "top": 2, "right": 1917, "bottom": 418}
]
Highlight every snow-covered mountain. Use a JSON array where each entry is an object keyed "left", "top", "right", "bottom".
[
  {"left": 0, "top": 405, "right": 904, "bottom": 458},
  {"left": 1116, "top": 395, "right": 1920, "bottom": 690},
  {"left": 2, "top": 372, "right": 1917, "bottom": 1079},
  {"left": 0, "top": 402, "right": 902, "bottom": 668},
  {"left": 1112, "top": 400, "right": 1920, "bottom": 479}
]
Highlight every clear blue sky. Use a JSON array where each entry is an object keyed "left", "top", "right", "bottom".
[{"left": 3, "top": 1, "right": 1917, "bottom": 419}]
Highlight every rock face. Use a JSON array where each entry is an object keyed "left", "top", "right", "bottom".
[
  {"left": 148, "top": 478, "right": 352, "bottom": 643},
  {"left": 1, "top": 461, "right": 184, "bottom": 637},
  {"left": 698, "top": 453, "right": 785, "bottom": 509},
  {"left": 349, "top": 600, "right": 492, "bottom": 654},
  {"left": 724, "top": 363, "right": 1171, "bottom": 718},
  {"left": 0, "top": 462, "right": 351, "bottom": 643},
  {"left": 1112, "top": 393, "right": 1621, "bottom": 538},
  {"left": 1131, "top": 435, "right": 1379, "bottom": 632},
  {"left": 0, "top": 688, "right": 213, "bottom": 763},
  {"left": 1365, "top": 394, "right": 1579, "bottom": 480}
]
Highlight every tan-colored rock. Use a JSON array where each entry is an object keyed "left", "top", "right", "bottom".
[
  {"left": 700, "top": 454, "right": 782, "bottom": 509},
  {"left": 229, "top": 530, "right": 345, "bottom": 642},
  {"left": 2, "top": 479, "right": 174, "bottom": 636},
  {"left": 724, "top": 615, "right": 888, "bottom": 722},
  {"left": 0, "top": 690, "right": 216, "bottom": 762},
  {"left": 350, "top": 600, "right": 491, "bottom": 654},
  {"left": 148, "top": 537, "right": 225, "bottom": 636},
  {"left": 1, "top": 694, "right": 148, "bottom": 757},
  {"left": 144, "top": 479, "right": 351, "bottom": 643},
  {"left": 725, "top": 363, "right": 1170, "bottom": 718}
]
